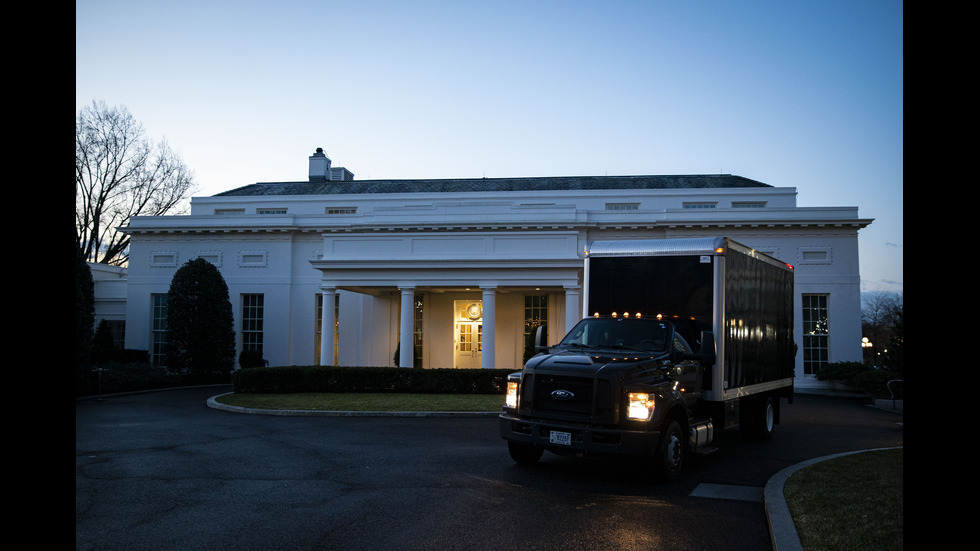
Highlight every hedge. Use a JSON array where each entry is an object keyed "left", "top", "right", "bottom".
[{"left": 231, "top": 365, "right": 513, "bottom": 395}]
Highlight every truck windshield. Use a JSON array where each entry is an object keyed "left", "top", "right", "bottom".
[{"left": 559, "top": 318, "right": 672, "bottom": 353}]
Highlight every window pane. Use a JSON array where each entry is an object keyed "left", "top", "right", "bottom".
[
  {"left": 802, "top": 294, "right": 829, "bottom": 375},
  {"left": 242, "top": 294, "right": 264, "bottom": 354},
  {"left": 151, "top": 294, "right": 168, "bottom": 367}
]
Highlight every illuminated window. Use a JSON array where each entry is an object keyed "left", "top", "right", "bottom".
[
  {"left": 413, "top": 294, "right": 424, "bottom": 366},
  {"left": 314, "top": 293, "right": 339, "bottom": 365},
  {"left": 802, "top": 294, "right": 829, "bottom": 375},
  {"left": 523, "top": 295, "right": 548, "bottom": 363},
  {"left": 524, "top": 295, "right": 548, "bottom": 336},
  {"left": 459, "top": 323, "right": 472, "bottom": 352}
]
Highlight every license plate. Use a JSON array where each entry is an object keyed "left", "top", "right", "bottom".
[{"left": 549, "top": 431, "right": 571, "bottom": 446}]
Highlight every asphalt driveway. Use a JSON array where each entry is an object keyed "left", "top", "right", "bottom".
[{"left": 76, "top": 387, "right": 903, "bottom": 551}]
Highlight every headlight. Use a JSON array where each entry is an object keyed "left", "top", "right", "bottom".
[
  {"left": 627, "top": 392, "right": 655, "bottom": 421},
  {"left": 506, "top": 381, "right": 520, "bottom": 409}
]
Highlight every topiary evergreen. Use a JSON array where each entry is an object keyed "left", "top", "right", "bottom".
[{"left": 165, "top": 258, "right": 236, "bottom": 377}]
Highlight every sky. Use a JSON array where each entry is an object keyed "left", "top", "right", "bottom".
[{"left": 76, "top": 0, "right": 903, "bottom": 296}]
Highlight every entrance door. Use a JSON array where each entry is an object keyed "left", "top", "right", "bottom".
[{"left": 454, "top": 301, "right": 483, "bottom": 369}]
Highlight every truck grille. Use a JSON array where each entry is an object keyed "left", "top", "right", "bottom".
[{"left": 532, "top": 374, "right": 595, "bottom": 416}]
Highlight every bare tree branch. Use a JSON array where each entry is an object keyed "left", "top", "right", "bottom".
[{"left": 76, "top": 101, "right": 197, "bottom": 265}]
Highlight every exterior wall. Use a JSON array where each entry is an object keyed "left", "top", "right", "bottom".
[
  {"left": 122, "top": 175, "right": 870, "bottom": 386},
  {"left": 90, "top": 263, "right": 128, "bottom": 324}
]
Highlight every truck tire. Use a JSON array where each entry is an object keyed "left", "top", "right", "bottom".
[
  {"left": 740, "top": 395, "right": 775, "bottom": 440},
  {"left": 508, "top": 441, "right": 544, "bottom": 465},
  {"left": 654, "top": 419, "right": 685, "bottom": 481}
]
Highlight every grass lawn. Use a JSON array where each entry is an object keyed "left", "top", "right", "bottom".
[
  {"left": 215, "top": 392, "right": 505, "bottom": 412},
  {"left": 783, "top": 448, "right": 903, "bottom": 551}
]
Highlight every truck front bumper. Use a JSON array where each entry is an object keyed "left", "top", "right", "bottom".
[{"left": 499, "top": 413, "right": 662, "bottom": 457}]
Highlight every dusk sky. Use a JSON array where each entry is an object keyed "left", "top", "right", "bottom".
[{"left": 76, "top": 1, "right": 903, "bottom": 295}]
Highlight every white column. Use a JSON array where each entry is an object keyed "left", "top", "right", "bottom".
[
  {"left": 319, "top": 286, "right": 336, "bottom": 366},
  {"left": 399, "top": 288, "right": 415, "bottom": 368},
  {"left": 565, "top": 285, "right": 581, "bottom": 339},
  {"left": 481, "top": 286, "right": 496, "bottom": 369}
]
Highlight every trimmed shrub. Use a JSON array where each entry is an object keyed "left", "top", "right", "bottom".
[
  {"left": 166, "top": 258, "right": 236, "bottom": 376},
  {"left": 239, "top": 350, "right": 267, "bottom": 368},
  {"left": 817, "top": 361, "right": 902, "bottom": 398}
]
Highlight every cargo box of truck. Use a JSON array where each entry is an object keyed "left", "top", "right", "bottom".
[{"left": 499, "top": 236, "right": 795, "bottom": 480}]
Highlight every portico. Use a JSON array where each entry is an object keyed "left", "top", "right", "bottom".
[{"left": 312, "top": 231, "right": 583, "bottom": 369}]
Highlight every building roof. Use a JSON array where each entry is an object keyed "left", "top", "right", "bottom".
[{"left": 216, "top": 174, "right": 770, "bottom": 197}]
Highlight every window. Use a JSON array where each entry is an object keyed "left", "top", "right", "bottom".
[
  {"left": 239, "top": 251, "right": 268, "bottom": 267},
  {"left": 524, "top": 295, "right": 548, "bottom": 334},
  {"left": 802, "top": 294, "right": 829, "bottom": 375},
  {"left": 242, "top": 294, "right": 264, "bottom": 355},
  {"left": 523, "top": 295, "right": 548, "bottom": 362},
  {"left": 257, "top": 208, "right": 287, "bottom": 214},
  {"left": 799, "top": 248, "right": 832, "bottom": 264},
  {"left": 732, "top": 201, "right": 766, "bottom": 208},
  {"left": 150, "top": 252, "right": 178, "bottom": 268},
  {"left": 214, "top": 209, "right": 245, "bottom": 215},
  {"left": 683, "top": 202, "right": 717, "bottom": 209},
  {"left": 459, "top": 323, "right": 474, "bottom": 352},
  {"left": 605, "top": 203, "right": 639, "bottom": 211},
  {"left": 413, "top": 294, "right": 424, "bottom": 367},
  {"left": 195, "top": 252, "right": 222, "bottom": 267},
  {"left": 326, "top": 207, "right": 357, "bottom": 215},
  {"left": 314, "top": 293, "right": 339, "bottom": 365},
  {"left": 104, "top": 320, "right": 126, "bottom": 350},
  {"left": 151, "top": 294, "right": 168, "bottom": 366}
]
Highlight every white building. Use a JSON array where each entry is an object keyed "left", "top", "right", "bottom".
[
  {"left": 121, "top": 148, "right": 872, "bottom": 389},
  {"left": 90, "top": 262, "right": 128, "bottom": 349}
]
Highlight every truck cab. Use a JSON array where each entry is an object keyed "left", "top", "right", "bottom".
[{"left": 500, "top": 316, "right": 715, "bottom": 480}]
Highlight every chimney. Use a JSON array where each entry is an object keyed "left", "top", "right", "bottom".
[{"left": 309, "top": 148, "right": 331, "bottom": 182}]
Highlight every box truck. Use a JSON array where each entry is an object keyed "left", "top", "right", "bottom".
[{"left": 499, "top": 237, "right": 795, "bottom": 480}]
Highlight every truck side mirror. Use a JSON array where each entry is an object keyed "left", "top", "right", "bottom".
[
  {"left": 698, "top": 331, "right": 717, "bottom": 367},
  {"left": 534, "top": 325, "right": 548, "bottom": 353}
]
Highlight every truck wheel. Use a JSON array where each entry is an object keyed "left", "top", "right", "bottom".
[
  {"left": 654, "top": 420, "right": 685, "bottom": 481},
  {"left": 740, "top": 395, "right": 775, "bottom": 440},
  {"left": 508, "top": 441, "right": 544, "bottom": 465},
  {"left": 757, "top": 396, "right": 776, "bottom": 440}
]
